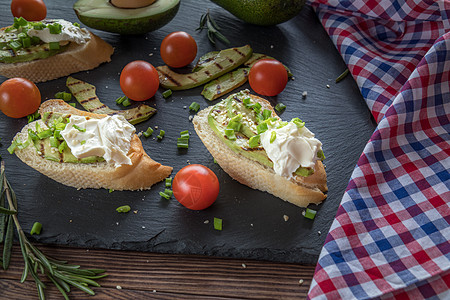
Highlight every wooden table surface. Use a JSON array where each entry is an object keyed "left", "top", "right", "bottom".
[{"left": 1, "top": 244, "right": 315, "bottom": 299}]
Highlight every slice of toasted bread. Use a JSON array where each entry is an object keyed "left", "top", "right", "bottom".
[
  {"left": 13, "top": 100, "right": 172, "bottom": 191},
  {"left": 0, "top": 32, "right": 113, "bottom": 83},
  {"left": 193, "top": 93, "right": 327, "bottom": 207}
]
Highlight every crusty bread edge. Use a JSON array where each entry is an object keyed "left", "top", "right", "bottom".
[
  {"left": 0, "top": 32, "right": 113, "bottom": 83},
  {"left": 13, "top": 100, "right": 172, "bottom": 191},
  {"left": 193, "top": 94, "right": 327, "bottom": 207}
]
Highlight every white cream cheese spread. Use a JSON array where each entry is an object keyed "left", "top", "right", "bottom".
[
  {"left": 260, "top": 122, "right": 322, "bottom": 178},
  {"left": 61, "top": 115, "right": 135, "bottom": 167},
  {"left": 27, "top": 19, "right": 90, "bottom": 44}
]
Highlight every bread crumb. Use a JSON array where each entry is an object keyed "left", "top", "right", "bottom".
[
  {"left": 270, "top": 45, "right": 274, "bottom": 49},
  {"left": 326, "top": 84, "right": 330, "bottom": 88},
  {"left": 204, "top": 220, "right": 209, "bottom": 224},
  {"left": 69, "top": 219, "right": 72, "bottom": 223},
  {"left": 153, "top": 290, "right": 156, "bottom": 293},
  {"left": 154, "top": 126, "right": 159, "bottom": 129},
  {"left": 299, "top": 279, "right": 304, "bottom": 285},
  {"left": 302, "top": 210, "right": 306, "bottom": 217},
  {"left": 318, "top": 231, "right": 321, "bottom": 235},
  {"left": 283, "top": 215, "right": 289, "bottom": 222},
  {"left": 189, "top": 115, "right": 194, "bottom": 121},
  {"left": 116, "top": 285, "right": 122, "bottom": 290},
  {"left": 250, "top": 223, "right": 253, "bottom": 227},
  {"left": 116, "top": 222, "right": 119, "bottom": 225},
  {"left": 133, "top": 210, "right": 138, "bottom": 214},
  {"left": 142, "top": 226, "right": 146, "bottom": 229},
  {"left": 302, "top": 91, "right": 307, "bottom": 98},
  {"left": 242, "top": 263, "right": 246, "bottom": 268},
  {"left": 183, "top": 106, "right": 187, "bottom": 109},
  {"left": 149, "top": 53, "right": 153, "bottom": 56}
]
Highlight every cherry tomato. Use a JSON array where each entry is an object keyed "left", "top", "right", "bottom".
[
  {"left": 248, "top": 59, "right": 288, "bottom": 96},
  {"left": 172, "top": 164, "right": 220, "bottom": 210},
  {"left": 0, "top": 78, "right": 41, "bottom": 118},
  {"left": 160, "top": 31, "right": 197, "bottom": 68},
  {"left": 120, "top": 60, "right": 159, "bottom": 101},
  {"left": 11, "top": 0, "right": 47, "bottom": 21}
]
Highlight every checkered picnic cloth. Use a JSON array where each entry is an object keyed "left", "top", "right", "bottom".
[{"left": 306, "top": 1, "right": 450, "bottom": 299}]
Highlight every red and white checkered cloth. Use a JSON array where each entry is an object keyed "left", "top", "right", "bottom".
[{"left": 306, "top": 1, "right": 450, "bottom": 299}]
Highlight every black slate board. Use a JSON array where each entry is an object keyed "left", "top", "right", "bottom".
[{"left": 0, "top": 1, "right": 376, "bottom": 264}]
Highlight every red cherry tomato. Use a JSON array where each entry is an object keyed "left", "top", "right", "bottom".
[
  {"left": 0, "top": 78, "right": 41, "bottom": 118},
  {"left": 11, "top": 0, "right": 47, "bottom": 21},
  {"left": 120, "top": 60, "right": 159, "bottom": 101},
  {"left": 172, "top": 164, "right": 220, "bottom": 210},
  {"left": 160, "top": 31, "right": 197, "bottom": 68},
  {"left": 248, "top": 59, "right": 288, "bottom": 96}
]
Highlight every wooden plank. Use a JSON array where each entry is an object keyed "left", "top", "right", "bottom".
[{"left": 0, "top": 245, "right": 315, "bottom": 299}]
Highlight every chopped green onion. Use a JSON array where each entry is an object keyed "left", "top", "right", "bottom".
[
  {"left": 224, "top": 128, "right": 236, "bottom": 140},
  {"left": 304, "top": 208, "right": 317, "bottom": 220},
  {"left": 252, "top": 102, "right": 262, "bottom": 113},
  {"left": 53, "top": 129, "right": 62, "bottom": 140},
  {"left": 31, "top": 36, "right": 41, "bottom": 45},
  {"left": 214, "top": 158, "right": 218, "bottom": 164},
  {"left": 49, "top": 136, "right": 59, "bottom": 148},
  {"left": 49, "top": 41, "right": 60, "bottom": 50},
  {"left": 27, "top": 114, "right": 35, "bottom": 123},
  {"left": 317, "top": 150, "right": 325, "bottom": 161},
  {"left": 109, "top": 189, "right": 114, "bottom": 193},
  {"left": 7, "top": 141, "right": 18, "bottom": 154},
  {"left": 230, "top": 114, "right": 243, "bottom": 123},
  {"left": 17, "top": 32, "right": 27, "bottom": 39},
  {"left": 122, "top": 98, "right": 131, "bottom": 107},
  {"left": 28, "top": 129, "right": 39, "bottom": 141},
  {"left": 165, "top": 177, "right": 172, "bottom": 188},
  {"left": 143, "top": 127, "right": 154, "bottom": 138},
  {"left": 54, "top": 92, "right": 72, "bottom": 102},
  {"left": 115, "top": 96, "right": 127, "bottom": 104},
  {"left": 37, "top": 129, "right": 53, "bottom": 139},
  {"left": 291, "top": 117, "right": 305, "bottom": 128},
  {"left": 116, "top": 205, "right": 131, "bottom": 213},
  {"left": 21, "top": 37, "right": 31, "bottom": 48},
  {"left": 180, "top": 130, "right": 189, "bottom": 139},
  {"left": 162, "top": 89, "right": 172, "bottom": 98},
  {"left": 335, "top": 69, "right": 349, "bottom": 83},
  {"left": 227, "top": 121, "right": 241, "bottom": 132},
  {"left": 157, "top": 130, "right": 165, "bottom": 140},
  {"left": 189, "top": 102, "right": 200, "bottom": 112},
  {"left": 159, "top": 191, "right": 171, "bottom": 200},
  {"left": 30, "top": 222, "right": 42, "bottom": 235},
  {"left": 256, "top": 122, "right": 268, "bottom": 134},
  {"left": 33, "top": 22, "right": 45, "bottom": 30},
  {"left": 13, "top": 17, "right": 28, "bottom": 28},
  {"left": 248, "top": 135, "right": 260, "bottom": 148},
  {"left": 68, "top": 103, "right": 76, "bottom": 107},
  {"left": 58, "top": 141, "right": 67, "bottom": 153},
  {"left": 243, "top": 97, "right": 251, "bottom": 106},
  {"left": 8, "top": 40, "right": 22, "bottom": 51},
  {"left": 48, "top": 23, "right": 62, "bottom": 34},
  {"left": 73, "top": 124, "right": 86, "bottom": 132},
  {"left": 164, "top": 189, "right": 173, "bottom": 197},
  {"left": 177, "top": 138, "right": 189, "bottom": 148},
  {"left": 270, "top": 131, "right": 276, "bottom": 143},
  {"left": 73, "top": 22, "right": 80, "bottom": 27},
  {"left": 214, "top": 217, "right": 222, "bottom": 231},
  {"left": 80, "top": 140, "right": 86, "bottom": 145},
  {"left": 262, "top": 109, "right": 272, "bottom": 120},
  {"left": 275, "top": 103, "right": 286, "bottom": 112}
]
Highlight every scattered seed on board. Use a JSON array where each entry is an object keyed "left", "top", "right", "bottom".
[
  {"left": 299, "top": 279, "right": 304, "bottom": 286},
  {"left": 302, "top": 91, "right": 308, "bottom": 98},
  {"left": 283, "top": 215, "right": 289, "bottom": 222},
  {"left": 116, "top": 285, "right": 122, "bottom": 290}
]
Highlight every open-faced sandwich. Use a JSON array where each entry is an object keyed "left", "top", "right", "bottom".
[
  {"left": 193, "top": 90, "right": 327, "bottom": 207},
  {"left": 10, "top": 100, "right": 172, "bottom": 190},
  {"left": 0, "top": 18, "right": 113, "bottom": 82}
]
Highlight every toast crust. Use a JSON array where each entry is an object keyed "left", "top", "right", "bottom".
[
  {"left": 13, "top": 100, "right": 172, "bottom": 191},
  {"left": 193, "top": 94, "right": 327, "bottom": 207},
  {"left": 0, "top": 32, "right": 113, "bottom": 83}
]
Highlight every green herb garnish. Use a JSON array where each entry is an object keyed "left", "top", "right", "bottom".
[
  {"left": 189, "top": 102, "right": 200, "bottom": 112},
  {"left": 0, "top": 162, "right": 107, "bottom": 299},
  {"left": 197, "top": 10, "right": 230, "bottom": 45},
  {"left": 159, "top": 191, "right": 171, "bottom": 200},
  {"left": 116, "top": 205, "right": 131, "bottom": 213},
  {"left": 177, "top": 138, "right": 189, "bottom": 148},
  {"left": 72, "top": 124, "right": 86, "bottom": 132},
  {"left": 143, "top": 127, "right": 154, "bottom": 138},
  {"left": 248, "top": 135, "right": 260, "bottom": 148},
  {"left": 275, "top": 103, "right": 286, "bottom": 112},
  {"left": 304, "top": 208, "right": 317, "bottom": 220},
  {"left": 162, "top": 89, "right": 172, "bottom": 98},
  {"left": 335, "top": 69, "right": 349, "bottom": 83},
  {"left": 157, "top": 130, "right": 165, "bottom": 140},
  {"left": 30, "top": 222, "right": 42, "bottom": 235},
  {"left": 54, "top": 92, "right": 72, "bottom": 102},
  {"left": 214, "top": 217, "right": 223, "bottom": 231},
  {"left": 270, "top": 131, "right": 276, "bottom": 143}
]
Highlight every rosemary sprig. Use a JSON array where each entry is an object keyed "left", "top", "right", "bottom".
[
  {"left": 197, "top": 10, "right": 230, "bottom": 45},
  {"left": 335, "top": 69, "right": 349, "bottom": 83},
  {"left": 0, "top": 161, "right": 107, "bottom": 299}
]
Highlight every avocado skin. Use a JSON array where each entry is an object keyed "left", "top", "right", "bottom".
[
  {"left": 210, "top": 0, "right": 306, "bottom": 26},
  {"left": 73, "top": 0, "right": 180, "bottom": 35}
]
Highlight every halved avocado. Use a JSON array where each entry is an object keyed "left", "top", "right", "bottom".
[{"left": 73, "top": 0, "right": 180, "bottom": 35}]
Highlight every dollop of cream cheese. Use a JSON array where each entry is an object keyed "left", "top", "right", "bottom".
[
  {"left": 27, "top": 19, "right": 90, "bottom": 44},
  {"left": 260, "top": 122, "right": 322, "bottom": 179},
  {"left": 61, "top": 115, "right": 135, "bottom": 167}
]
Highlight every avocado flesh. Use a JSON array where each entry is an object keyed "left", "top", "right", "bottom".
[
  {"left": 0, "top": 42, "right": 69, "bottom": 64},
  {"left": 192, "top": 51, "right": 219, "bottom": 72},
  {"left": 201, "top": 67, "right": 250, "bottom": 101},
  {"left": 157, "top": 45, "right": 253, "bottom": 90},
  {"left": 208, "top": 92, "right": 315, "bottom": 177},
  {"left": 66, "top": 76, "right": 156, "bottom": 125},
  {"left": 73, "top": 0, "right": 180, "bottom": 35},
  {"left": 210, "top": 0, "right": 306, "bottom": 26}
]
